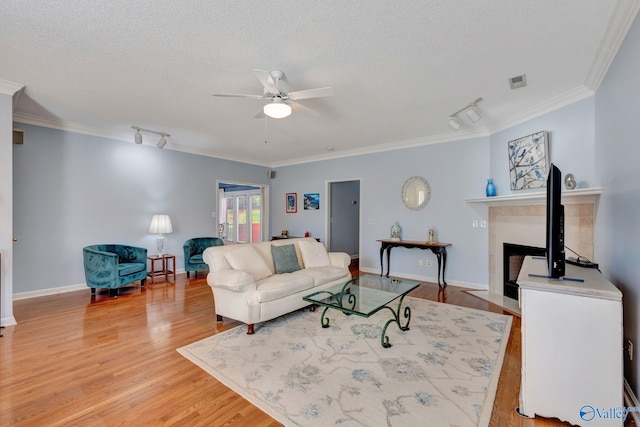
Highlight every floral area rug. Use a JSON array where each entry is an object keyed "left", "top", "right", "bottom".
[{"left": 177, "top": 297, "right": 512, "bottom": 427}]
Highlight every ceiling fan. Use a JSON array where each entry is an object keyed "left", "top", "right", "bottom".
[{"left": 212, "top": 69, "right": 334, "bottom": 119}]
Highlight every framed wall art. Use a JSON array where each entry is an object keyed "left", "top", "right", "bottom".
[
  {"left": 304, "top": 193, "right": 320, "bottom": 210},
  {"left": 286, "top": 193, "right": 297, "bottom": 213},
  {"left": 508, "top": 130, "right": 549, "bottom": 190}
]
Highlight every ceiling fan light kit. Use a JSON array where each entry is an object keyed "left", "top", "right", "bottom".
[
  {"left": 264, "top": 98, "right": 292, "bottom": 119},
  {"left": 448, "top": 97, "right": 483, "bottom": 131},
  {"left": 131, "top": 126, "right": 170, "bottom": 149}
]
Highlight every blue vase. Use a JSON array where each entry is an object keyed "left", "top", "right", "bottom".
[{"left": 486, "top": 179, "right": 496, "bottom": 197}]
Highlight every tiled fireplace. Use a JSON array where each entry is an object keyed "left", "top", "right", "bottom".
[{"left": 478, "top": 189, "right": 600, "bottom": 298}]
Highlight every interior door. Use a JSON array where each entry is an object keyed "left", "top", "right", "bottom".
[{"left": 328, "top": 180, "right": 360, "bottom": 257}]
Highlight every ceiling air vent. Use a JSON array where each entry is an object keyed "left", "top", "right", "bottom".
[{"left": 509, "top": 74, "right": 527, "bottom": 90}]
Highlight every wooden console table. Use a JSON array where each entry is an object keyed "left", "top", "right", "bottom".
[{"left": 377, "top": 240, "right": 451, "bottom": 288}]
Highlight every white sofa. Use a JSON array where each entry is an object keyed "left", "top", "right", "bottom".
[{"left": 203, "top": 237, "right": 351, "bottom": 334}]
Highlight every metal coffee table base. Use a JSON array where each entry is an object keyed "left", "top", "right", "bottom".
[{"left": 320, "top": 294, "right": 412, "bottom": 348}]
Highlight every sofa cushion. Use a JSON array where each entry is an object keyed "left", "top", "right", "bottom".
[
  {"left": 301, "top": 266, "right": 349, "bottom": 286},
  {"left": 256, "top": 272, "right": 314, "bottom": 302},
  {"left": 225, "top": 246, "right": 272, "bottom": 281},
  {"left": 298, "top": 240, "right": 331, "bottom": 268},
  {"left": 118, "top": 262, "right": 145, "bottom": 276},
  {"left": 271, "top": 244, "right": 301, "bottom": 274}
]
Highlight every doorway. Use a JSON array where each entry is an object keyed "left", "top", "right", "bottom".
[
  {"left": 217, "top": 181, "right": 269, "bottom": 243},
  {"left": 327, "top": 179, "right": 360, "bottom": 258}
]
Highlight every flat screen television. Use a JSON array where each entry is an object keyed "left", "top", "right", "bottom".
[{"left": 546, "top": 163, "right": 565, "bottom": 278}]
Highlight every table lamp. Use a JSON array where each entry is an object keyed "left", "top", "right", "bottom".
[{"left": 149, "top": 214, "right": 173, "bottom": 257}]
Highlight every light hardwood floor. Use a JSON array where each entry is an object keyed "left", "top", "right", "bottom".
[{"left": 0, "top": 265, "right": 627, "bottom": 426}]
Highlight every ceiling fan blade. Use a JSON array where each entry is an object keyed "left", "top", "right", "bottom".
[
  {"left": 212, "top": 93, "right": 264, "bottom": 99},
  {"left": 252, "top": 69, "right": 278, "bottom": 93},
  {"left": 287, "top": 87, "right": 335, "bottom": 100},
  {"left": 289, "top": 100, "right": 319, "bottom": 117}
]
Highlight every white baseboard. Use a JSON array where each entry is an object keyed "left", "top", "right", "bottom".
[
  {"left": 624, "top": 379, "right": 640, "bottom": 425},
  {"left": 359, "top": 266, "right": 488, "bottom": 290},
  {"left": 12, "top": 268, "right": 187, "bottom": 301},
  {"left": 1, "top": 315, "right": 17, "bottom": 327},
  {"left": 13, "top": 283, "right": 88, "bottom": 300}
]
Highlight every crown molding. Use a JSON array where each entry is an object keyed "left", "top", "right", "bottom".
[
  {"left": 585, "top": 0, "right": 640, "bottom": 91},
  {"left": 13, "top": 112, "right": 118, "bottom": 139},
  {"left": 0, "top": 79, "right": 25, "bottom": 96},
  {"left": 13, "top": 111, "right": 272, "bottom": 167},
  {"left": 488, "top": 85, "right": 594, "bottom": 135},
  {"left": 270, "top": 128, "right": 491, "bottom": 167}
]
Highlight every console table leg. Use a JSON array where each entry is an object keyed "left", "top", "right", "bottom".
[
  {"left": 385, "top": 247, "right": 392, "bottom": 278},
  {"left": 379, "top": 246, "right": 385, "bottom": 276},
  {"left": 442, "top": 251, "right": 448, "bottom": 287}
]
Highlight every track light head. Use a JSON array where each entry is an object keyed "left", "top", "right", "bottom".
[
  {"left": 466, "top": 107, "right": 481, "bottom": 123},
  {"left": 132, "top": 126, "right": 143, "bottom": 144},
  {"left": 157, "top": 136, "right": 167, "bottom": 149},
  {"left": 448, "top": 117, "right": 462, "bottom": 131}
]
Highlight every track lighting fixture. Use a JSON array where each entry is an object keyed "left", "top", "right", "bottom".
[
  {"left": 448, "top": 98, "right": 483, "bottom": 131},
  {"left": 131, "top": 126, "right": 171, "bottom": 149}
]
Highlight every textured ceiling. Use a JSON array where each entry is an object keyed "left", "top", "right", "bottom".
[{"left": 1, "top": 1, "right": 638, "bottom": 166}]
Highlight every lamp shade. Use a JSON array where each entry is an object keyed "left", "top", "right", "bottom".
[
  {"left": 263, "top": 99, "right": 292, "bottom": 119},
  {"left": 149, "top": 214, "right": 173, "bottom": 234}
]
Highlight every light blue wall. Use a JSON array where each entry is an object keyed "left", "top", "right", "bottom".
[
  {"left": 271, "top": 137, "right": 491, "bottom": 287},
  {"left": 595, "top": 13, "right": 640, "bottom": 394},
  {"left": 12, "top": 124, "right": 269, "bottom": 293},
  {"left": 489, "top": 97, "right": 597, "bottom": 196}
]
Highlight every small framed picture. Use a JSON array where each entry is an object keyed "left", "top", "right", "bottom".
[
  {"left": 286, "top": 193, "right": 297, "bottom": 213},
  {"left": 304, "top": 193, "right": 320, "bottom": 210}
]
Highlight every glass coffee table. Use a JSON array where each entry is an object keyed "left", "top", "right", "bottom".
[{"left": 303, "top": 275, "right": 419, "bottom": 348}]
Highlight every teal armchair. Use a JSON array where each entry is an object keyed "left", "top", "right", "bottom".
[
  {"left": 83, "top": 244, "right": 147, "bottom": 295},
  {"left": 183, "top": 237, "right": 224, "bottom": 278}
]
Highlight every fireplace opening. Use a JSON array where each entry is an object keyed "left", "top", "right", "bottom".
[{"left": 503, "top": 243, "right": 545, "bottom": 300}]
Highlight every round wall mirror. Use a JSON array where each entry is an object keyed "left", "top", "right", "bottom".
[{"left": 401, "top": 176, "right": 431, "bottom": 210}]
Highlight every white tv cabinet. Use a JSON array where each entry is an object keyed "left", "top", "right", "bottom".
[{"left": 517, "top": 256, "right": 623, "bottom": 427}]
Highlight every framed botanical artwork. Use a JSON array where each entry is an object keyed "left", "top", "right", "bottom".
[
  {"left": 304, "top": 193, "right": 319, "bottom": 210},
  {"left": 286, "top": 193, "right": 297, "bottom": 213},
  {"left": 508, "top": 130, "right": 549, "bottom": 190}
]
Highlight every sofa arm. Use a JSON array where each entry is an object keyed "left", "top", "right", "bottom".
[
  {"left": 329, "top": 252, "right": 351, "bottom": 269},
  {"left": 212, "top": 269, "right": 257, "bottom": 292}
]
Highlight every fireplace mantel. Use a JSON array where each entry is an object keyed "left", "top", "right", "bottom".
[{"left": 465, "top": 187, "right": 601, "bottom": 207}]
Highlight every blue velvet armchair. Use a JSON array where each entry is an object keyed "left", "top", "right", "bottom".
[
  {"left": 183, "top": 237, "right": 224, "bottom": 278},
  {"left": 83, "top": 244, "right": 148, "bottom": 295}
]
